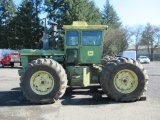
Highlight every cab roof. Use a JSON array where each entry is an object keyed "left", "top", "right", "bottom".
[{"left": 63, "top": 21, "right": 108, "bottom": 30}]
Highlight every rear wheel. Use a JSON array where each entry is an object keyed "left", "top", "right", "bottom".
[
  {"left": 100, "top": 57, "right": 148, "bottom": 102},
  {"left": 20, "top": 58, "right": 68, "bottom": 104},
  {"left": 101, "top": 55, "right": 114, "bottom": 65}
]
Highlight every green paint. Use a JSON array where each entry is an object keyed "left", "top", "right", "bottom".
[
  {"left": 20, "top": 49, "right": 64, "bottom": 56},
  {"left": 66, "top": 66, "right": 90, "bottom": 87},
  {"left": 19, "top": 21, "right": 107, "bottom": 87},
  {"left": 64, "top": 30, "right": 105, "bottom": 64},
  {"left": 20, "top": 55, "right": 28, "bottom": 68}
]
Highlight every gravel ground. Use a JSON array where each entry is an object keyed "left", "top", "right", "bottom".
[{"left": 0, "top": 62, "right": 160, "bottom": 120}]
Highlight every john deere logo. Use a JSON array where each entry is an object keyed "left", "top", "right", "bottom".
[{"left": 88, "top": 51, "right": 94, "bottom": 56}]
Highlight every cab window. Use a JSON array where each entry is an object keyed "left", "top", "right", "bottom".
[
  {"left": 82, "top": 31, "right": 102, "bottom": 46},
  {"left": 66, "top": 31, "right": 78, "bottom": 46}
]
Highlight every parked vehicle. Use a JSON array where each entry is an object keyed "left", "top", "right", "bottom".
[
  {"left": 0, "top": 53, "right": 4, "bottom": 67},
  {"left": 10, "top": 52, "right": 21, "bottom": 66},
  {"left": 122, "top": 51, "right": 136, "bottom": 60},
  {"left": 0, "top": 52, "right": 21, "bottom": 67},
  {"left": 138, "top": 56, "right": 150, "bottom": 64}
]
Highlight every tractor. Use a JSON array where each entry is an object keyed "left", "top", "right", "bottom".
[{"left": 18, "top": 21, "right": 148, "bottom": 104}]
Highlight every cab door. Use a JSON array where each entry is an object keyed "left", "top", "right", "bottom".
[
  {"left": 79, "top": 30, "right": 103, "bottom": 64},
  {"left": 65, "top": 30, "right": 79, "bottom": 64}
]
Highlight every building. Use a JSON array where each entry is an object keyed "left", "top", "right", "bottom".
[{"left": 127, "top": 45, "right": 160, "bottom": 60}]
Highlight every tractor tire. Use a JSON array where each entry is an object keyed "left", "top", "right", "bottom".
[
  {"left": 100, "top": 57, "right": 148, "bottom": 102},
  {"left": 20, "top": 58, "right": 68, "bottom": 104},
  {"left": 101, "top": 55, "right": 114, "bottom": 66}
]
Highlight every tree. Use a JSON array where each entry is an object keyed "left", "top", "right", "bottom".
[
  {"left": 7, "top": 17, "right": 18, "bottom": 49},
  {"left": 12, "top": 0, "right": 43, "bottom": 49},
  {"left": 102, "top": 0, "right": 121, "bottom": 29},
  {"left": 141, "top": 23, "right": 160, "bottom": 61},
  {"left": 103, "top": 28, "right": 130, "bottom": 55},
  {"left": 0, "top": 0, "right": 16, "bottom": 48},
  {"left": 29, "top": 0, "right": 43, "bottom": 24},
  {"left": 118, "top": 27, "right": 133, "bottom": 53},
  {"left": 101, "top": 0, "right": 125, "bottom": 55},
  {"left": 44, "top": 0, "right": 102, "bottom": 28},
  {"left": 132, "top": 25, "right": 144, "bottom": 56}
]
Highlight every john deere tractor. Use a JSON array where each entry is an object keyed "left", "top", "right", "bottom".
[{"left": 18, "top": 21, "right": 148, "bottom": 104}]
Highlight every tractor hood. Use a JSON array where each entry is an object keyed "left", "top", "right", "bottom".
[{"left": 20, "top": 49, "right": 65, "bottom": 56}]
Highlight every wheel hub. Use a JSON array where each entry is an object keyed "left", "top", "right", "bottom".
[
  {"left": 30, "top": 71, "right": 54, "bottom": 95},
  {"left": 114, "top": 69, "right": 138, "bottom": 94},
  {"left": 41, "top": 81, "right": 45, "bottom": 84},
  {"left": 123, "top": 79, "right": 127, "bottom": 83}
]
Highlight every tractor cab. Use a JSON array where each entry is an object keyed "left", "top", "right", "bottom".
[{"left": 63, "top": 21, "right": 107, "bottom": 64}]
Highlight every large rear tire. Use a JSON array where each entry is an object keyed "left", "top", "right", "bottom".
[
  {"left": 20, "top": 58, "right": 68, "bottom": 104},
  {"left": 100, "top": 57, "right": 148, "bottom": 102},
  {"left": 101, "top": 55, "right": 114, "bottom": 66}
]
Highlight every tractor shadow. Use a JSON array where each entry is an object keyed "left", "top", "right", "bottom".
[
  {"left": 0, "top": 88, "right": 35, "bottom": 106},
  {"left": 61, "top": 85, "right": 119, "bottom": 105},
  {"left": 61, "top": 85, "right": 146, "bottom": 105},
  {"left": 0, "top": 86, "right": 140, "bottom": 106},
  {"left": 0, "top": 86, "right": 118, "bottom": 106}
]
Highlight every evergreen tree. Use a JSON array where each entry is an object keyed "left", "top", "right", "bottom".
[
  {"left": 102, "top": 0, "right": 125, "bottom": 55},
  {"left": 29, "top": 0, "right": 43, "bottom": 24},
  {"left": 44, "top": 0, "right": 102, "bottom": 28},
  {"left": 102, "top": 0, "right": 121, "bottom": 29},
  {"left": 0, "top": 0, "right": 16, "bottom": 48},
  {"left": 7, "top": 17, "right": 18, "bottom": 49},
  {"left": 13, "top": 0, "right": 43, "bottom": 49}
]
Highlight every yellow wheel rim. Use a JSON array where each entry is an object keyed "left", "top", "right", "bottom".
[
  {"left": 30, "top": 71, "right": 54, "bottom": 95},
  {"left": 114, "top": 69, "right": 138, "bottom": 94}
]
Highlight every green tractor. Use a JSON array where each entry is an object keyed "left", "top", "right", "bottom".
[{"left": 18, "top": 21, "right": 148, "bottom": 104}]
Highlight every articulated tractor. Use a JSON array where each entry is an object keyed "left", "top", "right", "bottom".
[{"left": 18, "top": 21, "right": 148, "bottom": 104}]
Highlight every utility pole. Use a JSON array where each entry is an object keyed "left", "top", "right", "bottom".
[{"left": 42, "top": 18, "right": 49, "bottom": 50}]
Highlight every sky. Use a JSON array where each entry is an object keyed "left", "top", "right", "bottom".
[
  {"left": 94, "top": 0, "right": 160, "bottom": 26},
  {"left": 14, "top": 0, "right": 160, "bottom": 26}
]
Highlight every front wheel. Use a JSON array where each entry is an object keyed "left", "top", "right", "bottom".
[
  {"left": 20, "top": 58, "right": 68, "bottom": 104},
  {"left": 100, "top": 57, "right": 148, "bottom": 102}
]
